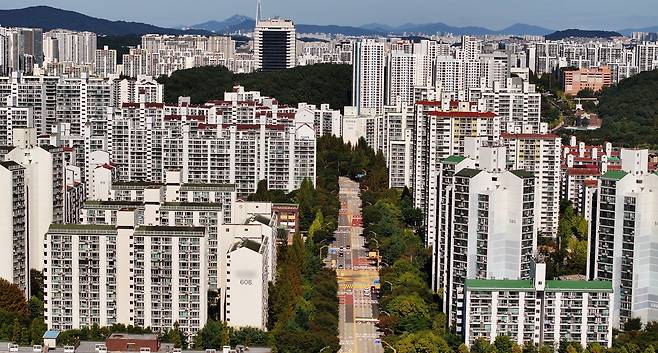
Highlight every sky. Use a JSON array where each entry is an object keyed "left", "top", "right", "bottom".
[{"left": 3, "top": 0, "right": 658, "bottom": 30}]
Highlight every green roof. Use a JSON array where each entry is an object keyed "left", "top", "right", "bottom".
[
  {"left": 465, "top": 279, "right": 534, "bottom": 291},
  {"left": 608, "top": 156, "right": 620, "bottom": 162},
  {"left": 601, "top": 170, "right": 628, "bottom": 181},
  {"left": 443, "top": 155, "right": 467, "bottom": 165},
  {"left": 48, "top": 224, "right": 117, "bottom": 234},
  {"left": 455, "top": 168, "right": 482, "bottom": 178},
  {"left": 510, "top": 170, "right": 535, "bottom": 179},
  {"left": 161, "top": 202, "right": 223, "bottom": 208},
  {"left": 134, "top": 225, "right": 206, "bottom": 236},
  {"left": 546, "top": 280, "right": 612, "bottom": 292}
]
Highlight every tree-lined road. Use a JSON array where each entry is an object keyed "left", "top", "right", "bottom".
[{"left": 327, "top": 177, "right": 383, "bottom": 353}]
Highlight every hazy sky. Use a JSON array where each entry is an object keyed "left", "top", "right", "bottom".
[{"left": 4, "top": 0, "right": 658, "bottom": 30}]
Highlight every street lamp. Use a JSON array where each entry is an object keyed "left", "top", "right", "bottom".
[
  {"left": 380, "top": 339, "right": 396, "bottom": 353},
  {"left": 383, "top": 280, "right": 393, "bottom": 291},
  {"left": 319, "top": 244, "right": 329, "bottom": 258},
  {"left": 379, "top": 310, "right": 390, "bottom": 317},
  {"left": 319, "top": 346, "right": 331, "bottom": 353}
]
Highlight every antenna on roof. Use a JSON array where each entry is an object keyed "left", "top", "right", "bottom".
[{"left": 256, "top": 0, "right": 262, "bottom": 23}]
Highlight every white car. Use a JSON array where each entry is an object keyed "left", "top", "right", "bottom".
[
  {"left": 33, "top": 345, "right": 43, "bottom": 352},
  {"left": 140, "top": 348, "right": 151, "bottom": 353},
  {"left": 8, "top": 344, "right": 18, "bottom": 352},
  {"left": 64, "top": 346, "right": 76, "bottom": 353}
]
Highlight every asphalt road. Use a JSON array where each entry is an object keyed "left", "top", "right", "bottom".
[{"left": 328, "top": 177, "right": 384, "bottom": 353}]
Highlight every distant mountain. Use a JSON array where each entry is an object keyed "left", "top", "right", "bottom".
[
  {"left": 545, "top": 29, "right": 623, "bottom": 40},
  {"left": 188, "top": 16, "right": 383, "bottom": 36},
  {"left": 0, "top": 6, "right": 210, "bottom": 36},
  {"left": 497, "top": 23, "right": 554, "bottom": 36},
  {"left": 357, "top": 22, "right": 552, "bottom": 36},
  {"left": 187, "top": 15, "right": 255, "bottom": 33}
]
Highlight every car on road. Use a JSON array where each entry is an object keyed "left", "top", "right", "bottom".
[
  {"left": 346, "top": 245, "right": 351, "bottom": 249},
  {"left": 338, "top": 264, "right": 344, "bottom": 269}
]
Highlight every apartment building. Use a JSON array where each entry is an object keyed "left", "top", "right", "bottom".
[
  {"left": 352, "top": 39, "right": 386, "bottom": 115},
  {"left": 435, "top": 143, "right": 539, "bottom": 334},
  {"left": 469, "top": 78, "right": 543, "bottom": 133},
  {"left": 44, "top": 209, "right": 208, "bottom": 337},
  {"left": 590, "top": 149, "right": 658, "bottom": 327},
  {"left": 0, "top": 160, "right": 28, "bottom": 295},
  {"left": 464, "top": 262, "right": 613, "bottom": 348},
  {"left": 225, "top": 239, "right": 270, "bottom": 330},
  {"left": 94, "top": 46, "right": 118, "bottom": 77},
  {"left": 502, "top": 133, "right": 561, "bottom": 236},
  {"left": 0, "top": 27, "right": 43, "bottom": 75},
  {"left": 43, "top": 30, "right": 97, "bottom": 65},
  {"left": 412, "top": 104, "right": 501, "bottom": 254},
  {"left": 3, "top": 128, "right": 65, "bottom": 271}
]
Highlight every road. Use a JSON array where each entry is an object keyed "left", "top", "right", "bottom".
[{"left": 327, "top": 177, "right": 384, "bottom": 353}]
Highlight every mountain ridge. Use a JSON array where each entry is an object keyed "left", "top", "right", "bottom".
[{"left": 0, "top": 5, "right": 211, "bottom": 36}]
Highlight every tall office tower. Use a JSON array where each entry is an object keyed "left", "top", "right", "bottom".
[
  {"left": 4, "top": 128, "right": 64, "bottom": 272},
  {"left": 95, "top": 46, "right": 118, "bottom": 77},
  {"left": 0, "top": 161, "right": 28, "bottom": 295},
  {"left": 43, "top": 30, "right": 97, "bottom": 65},
  {"left": 502, "top": 133, "right": 561, "bottom": 236},
  {"left": 436, "top": 142, "right": 539, "bottom": 334},
  {"left": 469, "top": 77, "right": 543, "bottom": 133},
  {"left": 590, "top": 149, "right": 658, "bottom": 327},
  {"left": 464, "top": 262, "right": 613, "bottom": 348},
  {"left": 352, "top": 39, "right": 385, "bottom": 115},
  {"left": 412, "top": 104, "right": 501, "bottom": 253},
  {"left": 253, "top": 18, "right": 296, "bottom": 71},
  {"left": 45, "top": 209, "right": 208, "bottom": 335}
]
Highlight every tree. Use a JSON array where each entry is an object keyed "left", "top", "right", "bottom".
[
  {"left": 494, "top": 336, "right": 514, "bottom": 353},
  {"left": 386, "top": 293, "right": 432, "bottom": 332},
  {"left": 0, "top": 278, "right": 28, "bottom": 317},
  {"left": 168, "top": 322, "right": 187, "bottom": 349},
  {"left": 30, "top": 270, "right": 44, "bottom": 300},
  {"left": 471, "top": 338, "right": 497, "bottom": 353},
  {"left": 307, "top": 211, "right": 325, "bottom": 243},
  {"left": 624, "top": 317, "right": 642, "bottom": 331},
  {"left": 459, "top": 344, "right": 471, "bottom": 353},
  {"left": 194, "top": 320, "right": 228, "bottom": 349},
  {"left": 396, "top": 331, "right": 453, "bottom": 353}
]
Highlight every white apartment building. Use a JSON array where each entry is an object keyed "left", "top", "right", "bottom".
[
  {"left": 590, "top": 149, "right": 658, "bottom": 327},
  {"left": 3, "top": 128, "right": 65, "bottom": 272},
  {"left": 253, "top": 18, "right": 296, "bottom": 71},
  {"left": 94, "top": 46, "right": 117, "bottom": 77},
  {"left": 412, "top": 105, "right": 501, "bottom": 253},
  {"left": 502, "top": 133, "right": 561, "bottom": 236},
  {"left": 43, "top": 30, "right": 97, "bottom": 65},
  {"left": 296, "top": 103, "right": 341, "bottom": 138},
  {"left": 352, "top": 39, "right": 385, "bottom": 115},
  {"left": 435, "top": 142, "right": 539, "bottom": 334},
  {"left": 225, "top": 238, "right": 270, "bottom": 330},
  {"left": 44, "top": 209, "right": 208, "bottom": 337},
  {"left": 0, "top": 160, "right": 28, "bottom": 295},
  {"left": 0, "top": 96, "right": 33, "bottom": 146},
  {"left": 469, "top": 78, "right": 542, "bottom": 133},
  {"left": 464, "top": 262, "right": 613, "bottom": 348}
]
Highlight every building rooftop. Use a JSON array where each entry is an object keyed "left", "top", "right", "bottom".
[
  {"left": 134, "top": 226, "right": 206, "bottom": 236},
  {"left": 601, "top": 170, "right": 628, "bottom": 181},
  {"left": 455, "top": 168, "right": 482, "bottom": 178},
  {"left": 545, "top": 280, "right": 613, "bottom": 292},
  {"left": 48, "top": 224, "right": 117, "bottom": 234},
  {"left": 510, "top": 170, "right": 535, "bottom": 179},
  {"left": 229, "top": 238, "right": 264, "bottom": 253},
  {"left": 108, "top": 333, "right": 159, "bottom": 341},
  {"left": 43, "top": 330, "right": 60, "bottom": 339},
  {"left": 465, "top": 279, "right": 534, "bottom": 290},
  {"left": 442, "top": 155, "right": 467, "bottom": 165}
]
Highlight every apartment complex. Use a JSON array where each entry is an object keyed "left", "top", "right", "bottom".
[
  {"left": 352, "top": 39, "right": 386, "bottom": 115},
  {"left": 0, "top": 160, "right": 28, "bottom": 295},
  {"left": 44, "top": 210, "right": 208, "bottom": 337},
  {"left": 590, "top": 149, "right": 658, "bottom": 327},
  {"left": 464, "top": 262, "right": 613, "bottom": 348}
]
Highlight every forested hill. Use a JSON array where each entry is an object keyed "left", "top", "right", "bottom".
[
  {"left": 157, "top": 64, "right": 352, "bottom": 110},
  {"left": 583, "top": 69, "right": 658, "bottom": 148}
]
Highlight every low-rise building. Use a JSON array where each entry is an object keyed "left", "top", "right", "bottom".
[{"left": 464, "top": 262, "right": 613, "bottom": 348}]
